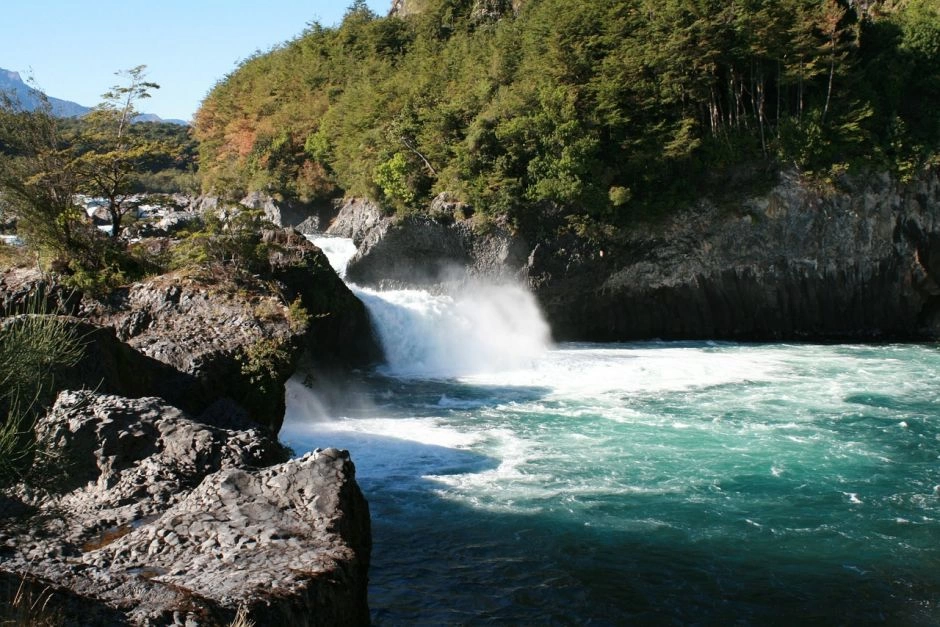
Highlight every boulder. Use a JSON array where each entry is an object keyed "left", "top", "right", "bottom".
[
  {"left": 240, "top": 192, "right": 326, "bottom": 232},
  {"left": 0, "top": 390, "right": 370, "bottom": 626},
  {"left": 264, "top": 228, "right": 382, "bottom": 367},
  {"left": 325, "top": 198, "right": 386, "bottom": 244},
  {"left": 80, "top": 271, "right": 296, "bottom": 431},
  {"left": 330, "top": 198, "right": 529, "bottom": 288},
  {"left": 0, "top": 267, "right": 81, "bottom": 316}
]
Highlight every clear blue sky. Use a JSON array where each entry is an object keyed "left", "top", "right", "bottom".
[{"left": 1, "top": 0, "right": 389, "bottom": 122}]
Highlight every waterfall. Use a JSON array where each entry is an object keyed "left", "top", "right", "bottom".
[{"left": 310, "top": 235, "right": 551, "bottom": 378}]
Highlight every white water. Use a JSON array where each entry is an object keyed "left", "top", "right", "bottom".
[
  {"left": 311, "top": 235, "right": 552, "bottom": 378},
  {"left": 310, "top": 235, "right": 358, "bottom": 278}
]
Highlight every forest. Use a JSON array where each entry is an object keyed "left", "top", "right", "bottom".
[{"left": 195, "top": 0, "right": 939, "bottom": 237}]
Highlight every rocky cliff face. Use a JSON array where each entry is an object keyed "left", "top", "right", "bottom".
[
  {"left": 0, "top": 391, "right": 370, "bottom": 626},
  {"left": 340, "top": 169, "right": 940, "bottom": 341},
  {"left": 0, "top": 226, "right": 378, "bottom": 622},
  {"left": 74, "top": 228, "right": 379, "bottom": 432},
  {"left": 389, "top": 0, "right": 524, "bottom": 20}
]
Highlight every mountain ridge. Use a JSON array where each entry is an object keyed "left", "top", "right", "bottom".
[{"left": 0, "top": 67, "right": 187, "bottom": 125}]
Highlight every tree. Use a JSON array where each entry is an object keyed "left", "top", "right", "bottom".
[
  {"left": 72, "top": 65, "right": 165, "bottom": 238},
  {"left": 0, "top": 92, "right": 95, "bottom": 265}
]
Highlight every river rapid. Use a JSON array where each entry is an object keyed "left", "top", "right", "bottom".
[{"left": 281, "top": 236, "right": 940, "bottom": 625}]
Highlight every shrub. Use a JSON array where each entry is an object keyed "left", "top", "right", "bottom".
[{"left": 0, "top": 309, "right": 84, "bottom": 489}]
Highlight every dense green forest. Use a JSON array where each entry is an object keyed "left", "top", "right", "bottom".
[{"left": 195, "top": 0, "right": 939, "bottom": 236}]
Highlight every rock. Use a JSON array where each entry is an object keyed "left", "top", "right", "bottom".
[
  {"left": 332, "top": 198, "right": 529, "bottom": 288},
  {"left": 0, "top": 267, "right": 81, "bottom": 316},
  {"left": 390, "top": 0, "right": 524, "bottom": 19},
  {"left": 0, "top": 391, "right": 370, "bottom": 626},
  {"left": 263, "top": 228, "right": 382, "bottom": 367},
  {"left": 325, "top": 198, "right": 386, "bottom": 244},
  {"left": 339, "top": 169, "right": 940, "bottom": 341},
  {"left": 80, "top": 227, "right": 381, "bottom": 431},
  {"left": 194, "top": 195, "right": 220, "bottom": 213},
  {"left": 295, "top": 215, "right": 322, "bottom": 235},
  {"left": 530, "top": 169, "right": 940, "bottom": 341},
  {"left": 240, "top": 192, "right": 325, "bottom": 232},
  {"left": 81, "top": 271, "right": 296, "bottom": 431}
]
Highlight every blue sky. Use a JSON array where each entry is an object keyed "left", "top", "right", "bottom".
[{"left": 1, "top": 0, "right": 389, "bottom": 122}]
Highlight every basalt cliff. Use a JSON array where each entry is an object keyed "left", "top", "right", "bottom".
[{"left": 335, "top": 169, "right": 940, "bottom": 342}]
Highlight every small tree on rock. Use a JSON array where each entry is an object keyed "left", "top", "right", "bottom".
[{"left": 72, "top": 65, "right": 166, "bottom": 238}]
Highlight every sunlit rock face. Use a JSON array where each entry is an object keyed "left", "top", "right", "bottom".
[
  {"left": 0, "top": 391, "right": 371, "bottom": 626},
  {"left": 389, "top": 0, "right": 524, "bottom": 20}
]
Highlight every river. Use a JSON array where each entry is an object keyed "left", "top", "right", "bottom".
[{"left": 281, "top": 236, "right": 939, "bottom": 625}]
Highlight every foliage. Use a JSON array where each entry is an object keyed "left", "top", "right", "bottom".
[
  {"left": 0, "top": 578, "right": 63, "bottom": 627},
  {"left": 0, "top": 307, "right": 84, "bottom": 490},
  {"left": 188, "top": 0, "right": 935, "bottom": 237},
  {"left": 171, "top": 208, "right": 277, "bottom": 275},
  {"left": 0, "top": 68, "right": 194, "bottom": 294},
  {"left": 0, "top": 93, "right": 98, "bottom": 267},
  {"left": 237, "top": 337, "right": 292, "bottom": 395},
  {"left": 287, "top": 296, "right": 310, "bottom": 333}
]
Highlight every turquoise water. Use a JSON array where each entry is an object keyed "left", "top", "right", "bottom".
[
  {"left": 282, "top": 342, "right": 940, "bottom": 625},
  {"left": 286, "top": 237, "right": 940, "bottom": 624}
]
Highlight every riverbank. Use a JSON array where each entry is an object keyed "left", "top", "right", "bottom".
[{"left": 0, "top": 224, "right": 376, "bottom": 625}]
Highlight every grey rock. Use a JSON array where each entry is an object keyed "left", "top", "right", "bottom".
[
  {"left": 332, "top": 197, "right": 528, "bottom": 288},
  {"left": 0, "top": 391, "right": 370, "bottom": 626},
  {"left": 240, "top": 192, "right": 322, "bottom": 231},
  {"left": 325, "top": 198, "right": 386, "bottom": 244},
  {"left": 0, "top": 267, "right": 81, "bottom": 316},
  {"left": 80, "top": 227, "right": 381, "bottom": 431},
  {"left": 336, "top": 169, "right": 940, "bottom": 341},
  {"left": 531, "top": 169, "right": 940, "bottom": 341}
]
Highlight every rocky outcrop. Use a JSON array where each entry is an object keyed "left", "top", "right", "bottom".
[
  {"left": 264, "top": 228, "right": 382, "bottom": 367},
  {"left": 79, "top": 270, "right": 298, "bottom": 431},
  {"left": 240, "top": 192, "right": 338, "bottom": 234},
  {"left": 78, "top": 228, "right": 380, "bottom": 431},
  {"left": 342, "top": 169, "right": 940, "bottom": 341},
  {"left": 0, "top": 267, "right": 81, "bottom": 316},
  {"left": 329, "top": 197, "right": 528, "bottom": 288},
  {"left": 0, "top": 391, "right": 370, "bottom": 626},
  {"left": 325, "top": 198, "right": 387, "bottom": 244},
  {"left": 533, "top": 170, "right": 940, "bottom": 341},
  {"left": 389, "top": 0, "right": 525, "bottom": 20}
]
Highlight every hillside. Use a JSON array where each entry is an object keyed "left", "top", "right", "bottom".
[{"left": 194, "top": 0, "right": 939, "bottom": 239}]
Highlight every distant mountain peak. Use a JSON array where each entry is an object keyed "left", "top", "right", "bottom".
[
  {"left": 0, "top": 67, "right": 186, "bottom": 124},
  {"left": 0, "top": 66, "right": 90, "bottom": 118}
]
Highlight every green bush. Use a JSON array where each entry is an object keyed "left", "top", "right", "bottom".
[{"left": 0, "top": 309, "right": 84, "bottom": 489}]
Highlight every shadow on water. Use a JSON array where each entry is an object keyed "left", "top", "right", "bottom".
[
  {"left": 845, "top": 392, "right": 940, "bottom": 415},
  {"left": 357, "top": 472, "right": 939, "bottom": 626}
]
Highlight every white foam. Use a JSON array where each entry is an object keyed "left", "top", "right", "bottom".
[{"left": 356, "top": 283, "right": 551, "bottom": 379}]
